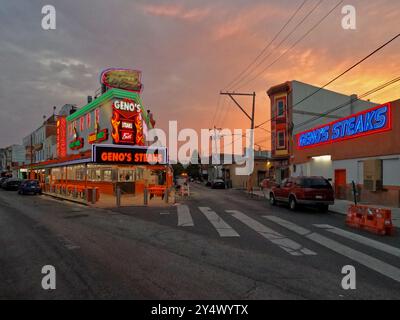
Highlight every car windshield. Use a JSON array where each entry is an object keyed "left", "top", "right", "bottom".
[
  {"left": 297, "top": 178, "right": 331, "bottom": 189},
  {"left": 25, "top": 181, "right": 38, "bottom": 186}
]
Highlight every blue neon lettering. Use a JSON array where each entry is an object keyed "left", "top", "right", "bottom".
[
  {"left": 331, "top": 122, "right": 341, "bottom": 140},
  {"left": 374, "top": 106, "right": 387, "bottom": 129},
  {"left": 354, "top": 114, "right": 364, "bottom": 134},
  {"left": 365, "top": 110, "right": 376, "bottom": 131},
  {"left": 346, "top": 117, "right": 356, "bottom": 136},
  {"left": 297, "top": 105, "right": 389, "bottom": 148}
]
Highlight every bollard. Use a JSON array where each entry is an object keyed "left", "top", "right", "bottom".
[
  {"left": 91, "top": 188, "right": 96, "bottom": 205},
  {"left": 116, "top": 186, "right": 121, "bottom": 207},
  {"left": 74, "top": 186, "right": 77, "bottom": 199},
  {"left": 164, "top": 188, "right": 169, "bottom": 203},
  {"left": 144, "top": 188, "right": 148, "bottom": 206}
]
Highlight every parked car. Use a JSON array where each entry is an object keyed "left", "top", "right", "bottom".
[
  {"left": 18, "top": 180, "right": 42, "bottom": 195},
  {"left": 211, "top": 179, "right": 226, "bottom": 189},
  {"left": 0, "top": 177, "right": 10, "bottom": 188},
  {"left": 2, "top": 178, "right": 23, "bottom": 191},
  {"left": 269, "top": 176, "right": 334, "bottom": 212},
  {"left": 205, "top": 181, "right": 212, "bottom": 187}
]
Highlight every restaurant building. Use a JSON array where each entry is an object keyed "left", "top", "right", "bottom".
[
  {"left": 23, "top": 69, "right": 171, "bottom": 206},
  {"left": 268, "top": 80, "right": 400, "bottom": 207}
]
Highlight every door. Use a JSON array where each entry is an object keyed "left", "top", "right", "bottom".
[{"left": 334, "top": 169, "right": 347, "bottom": 199}]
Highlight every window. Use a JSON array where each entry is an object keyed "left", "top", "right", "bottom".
[
  {"left": 80, "top": 117, "right": 84, "bottom": 132},
  {"left": 277, "top": 131, "right": 286, "bottom": 149},
  {"left": 276, "top": 99, "right": 286, "bottom": 118}
]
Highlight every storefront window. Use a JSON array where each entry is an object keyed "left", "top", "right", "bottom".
[
  {"left": 102, "top": 169, "right": 113, "bottom": 182},
  {"left": 88, "top": 169, "right": 101, "bottom": 181},
  {"left": 119, "top": 169, "right": 134, "bottom": 182},
  {"left": 76, "top": 167, "right": 86, "bottom": 181}
]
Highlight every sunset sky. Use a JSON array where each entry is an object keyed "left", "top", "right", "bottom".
[{"left": 1, "top": 0, "right": 400, "bottom": 150}]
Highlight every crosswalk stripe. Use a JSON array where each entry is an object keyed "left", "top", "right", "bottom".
[
  {"left": 314, "top": 224, "right": 400, "bottom": 258},
  {"left": 227, "top": 210, "right": 316, "bottom": 256},
  {"left": 264, "top": 216, "right": 400, "bottom": 283},
  {"left": 198, "top": 207, "right": 239, "bottom": 237},
  {"left": 177, "top": 205, "right": 194, "bottom": 227}
]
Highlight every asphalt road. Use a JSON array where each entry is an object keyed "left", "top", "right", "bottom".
[{"left": 0, "top": 183, "right": 399, "bottom": 299}]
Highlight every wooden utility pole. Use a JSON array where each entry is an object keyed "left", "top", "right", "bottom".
[{"left": 219, "top": 91, "right": 256, "bottom": 151}]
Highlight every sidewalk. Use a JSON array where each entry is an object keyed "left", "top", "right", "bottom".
[{"left": 244, "top": 189, "right": 400, "bottom": 228}]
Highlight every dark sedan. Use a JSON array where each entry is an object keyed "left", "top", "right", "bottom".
[
  {"left": 18, "top": 180, "right": 42, "bottom": 195},
  {"left": 2, "top": 178, "right": 23, "bottom": 191},
  {"left": 211, "top": 179, "right": 226, "bottom": 189}
]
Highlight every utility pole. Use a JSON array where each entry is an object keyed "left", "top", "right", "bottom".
[
  {"left": 30, "top": 133, "right": 33, "bottom": 180},
  {"left": 209, "top": 126, "right": 222, "bottom": 179},
  {"left": 219, "top": 91, "right": 256, "bottom": 152}
]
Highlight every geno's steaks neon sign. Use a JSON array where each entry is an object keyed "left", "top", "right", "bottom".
[{"left": 296, "top": 103, "right": 392, "bottom": 150}]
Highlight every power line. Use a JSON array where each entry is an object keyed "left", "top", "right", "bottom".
[
  {"left": 255, "top": 30, "right": 400, "bottom": 129},
  {"left": 211, "top": 94, "right": 221, "bottom": 128},
  {"left": 224, "top": 0, "right": 309, "bottom": 90},
  {"left": 295, "top": 75, "right": 400, "bottom": 129},
  {"left": 292, "top": 32, "right": 400, "bottom": 109},
  {"left": 238, "top": 0, "right": 343, "bottom": 90}
]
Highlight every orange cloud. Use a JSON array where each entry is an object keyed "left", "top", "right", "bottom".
[{"left": 143, "top": 4, "right": 210, "bottom": 22}]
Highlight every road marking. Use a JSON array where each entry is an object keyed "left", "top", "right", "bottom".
[
  {"left": 177, "top": 205, "right": 194, "bottom": 227},
  {"left": 228, "top": 210, "right": 316, "bottom": 256},
  {"left": 314, "top": 224, "right": 400, "bottom": 258},
  {"left": 199, "top": 207, "right": 239, "bottom": 237},
  {"left": 160, "top": 212, "right": 171, "bottom": 215},
  {"left": 264, "top": 216, "right": 400, "bottom": 283}
]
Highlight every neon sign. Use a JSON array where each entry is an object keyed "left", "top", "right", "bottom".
[
  {"left": 111, "top": 98, "right": 144, "bottom": 146},
  {"left": 88, "top": 121, "right": 108, "bottom": 144},
  {"left": 56, "top": 117, "right": 67, "bottom": 158},
  {"left": 92, "top": 145, "right": 167, "bottom": 165},
  {"left": 69, "top": 127, "right": 84, "bottom": 150},
  {"left": 69, "top": 137, "right": 84, "bottom": 150},
  {"left": 296, "top": 103, "right": 392, "bottom": 150}
]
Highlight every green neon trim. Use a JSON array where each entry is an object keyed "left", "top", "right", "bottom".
[
  {"left": 69, "top": 140, "right": 82, "bottom": 149},
  {"left": 97, "top": 131, "right": 105, "bottom": 139},
  {"left": 66, "top": 88, "right": 151, "bottom": 128}
]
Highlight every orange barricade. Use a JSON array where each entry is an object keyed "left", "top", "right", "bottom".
[{"left": 346, "top": 205, "right": 395, "bottom": 236}]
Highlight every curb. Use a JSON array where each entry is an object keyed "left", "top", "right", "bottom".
[{"left": 42, "top": 192, "right": 89, "bottom": 206}]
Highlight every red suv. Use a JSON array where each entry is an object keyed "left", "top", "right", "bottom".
[{"left": 269, "top": 176, "right": 334, "bottom": 212}]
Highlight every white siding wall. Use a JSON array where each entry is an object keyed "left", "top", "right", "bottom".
[{"left": 291, "top": 81, "right": 377, "bottom": 135}]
